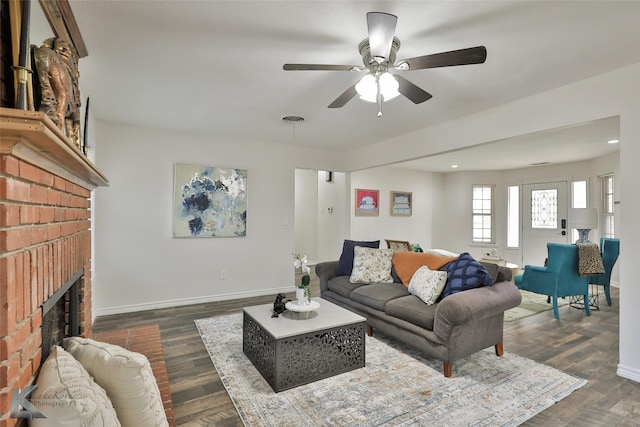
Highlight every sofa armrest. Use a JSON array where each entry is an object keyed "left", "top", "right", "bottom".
[
  {"left": 433, "top": 282, "right": 522, "bottom": 341},
  {"left": 315, "top": 261, "right": 338, "bottom": 293}
]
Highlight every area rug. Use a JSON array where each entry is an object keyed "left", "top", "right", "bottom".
[
  {"left": 195, "top": 314, "right": 586, "bottom": 427},
  {"left": 504, "top": 290, "right": 570, "bottom": 322}
]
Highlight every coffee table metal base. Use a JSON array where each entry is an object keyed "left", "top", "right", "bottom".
[{"left": 242, "top": 311, "right": 365, "bottom": 392}]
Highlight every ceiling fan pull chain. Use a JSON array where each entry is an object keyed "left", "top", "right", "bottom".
[{"left": 376, "top": 77, "right": 383, "bottom": 117}]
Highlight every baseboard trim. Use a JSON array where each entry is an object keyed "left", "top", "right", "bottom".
[
  {"left": 93, "top": 286, "right": 293, "bottom": 317},
  {"left": 617, "top": 363, "right": 640, "bottom": 383}
]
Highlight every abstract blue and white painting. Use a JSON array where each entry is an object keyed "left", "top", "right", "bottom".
[{"left": 173, "top": 163, "right": 247, "bottom": 237}]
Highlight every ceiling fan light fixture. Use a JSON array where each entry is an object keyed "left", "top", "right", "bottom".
[
  {"left": 380, "top": 72, "right": 400, "bottom": 100},
  {"left": 355, "top": 72, "right": 399, "bottom": 103}
]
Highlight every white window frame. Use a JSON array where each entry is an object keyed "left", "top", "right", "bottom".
[
  {"left": 472, "top": 185, "right": 495, "bottom": 244},
  {"left": 507, "top": 185, "right": 519, "bottom": 248},
  {"left": 571, "top": 179, "right": 588, "bottom": 242},
  {"left": 601, "top": 174, "right": 615, "bottom": 238}
]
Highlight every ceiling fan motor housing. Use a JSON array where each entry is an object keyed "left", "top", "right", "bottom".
[{"left": 359, "top": 37, "right": 401, "bottom": 67}]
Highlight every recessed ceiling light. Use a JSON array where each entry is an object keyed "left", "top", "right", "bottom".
[
  {"left": 608, "top": 139, "right": 619, "bottom": 144},
  {"left": 451, "top": 164, "right": 458, "bottom": 169}
]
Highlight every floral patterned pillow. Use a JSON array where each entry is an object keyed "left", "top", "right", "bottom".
[
  {"left": 408, "top": 266, "right": 448, "bottom": 305},
  {"left": 350, "top": 246, "right": 395, "bottom": 283}
]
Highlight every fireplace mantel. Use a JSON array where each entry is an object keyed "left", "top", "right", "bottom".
[{"left": 0, "top": 107, "right": 108, "bottom": 189}]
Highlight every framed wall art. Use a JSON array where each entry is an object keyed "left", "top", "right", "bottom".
[
  {"left": 390, "top": 191, "right": 412, "bottom": 216},
  {"left": 173, "top": 163, "right": 247, "bottom": 237},
  {"left": 355, "top": 188, "right": 379, "bottom": 216}
]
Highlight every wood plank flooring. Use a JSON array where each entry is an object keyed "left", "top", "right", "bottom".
[{"left": 92, "top": 277, "right": 640, "bottom": 426}]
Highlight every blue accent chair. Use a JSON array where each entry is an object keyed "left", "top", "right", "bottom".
[
  {"left": 514, "top": 243, "right": 591, "bottom": 320},
  {"left": 590, "top": 237, "right": 620, "bottom": 306}
]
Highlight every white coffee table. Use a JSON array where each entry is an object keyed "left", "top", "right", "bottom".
[{"left": 242, "top": 297, "right": 366, "bottom": 392}]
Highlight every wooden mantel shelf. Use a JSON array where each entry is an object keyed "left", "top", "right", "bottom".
[{"left": 0, "top": 107, "right": 108, "bottom": 189}]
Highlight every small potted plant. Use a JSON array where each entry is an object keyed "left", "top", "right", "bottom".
[{"left": 293, "top": 253, "right": 311, "bottom": 305}]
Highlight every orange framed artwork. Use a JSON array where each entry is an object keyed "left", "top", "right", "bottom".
[{"left": 355, "top": 188, "right": 379, "bottom": 216}]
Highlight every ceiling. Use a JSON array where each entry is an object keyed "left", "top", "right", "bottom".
[{"left": 37, "top": 1, "right": 637, "bottom": 170}]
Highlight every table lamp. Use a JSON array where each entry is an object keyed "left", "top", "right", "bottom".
[{"left": 568, "top": 208, "right": 598, "bottom": 243}]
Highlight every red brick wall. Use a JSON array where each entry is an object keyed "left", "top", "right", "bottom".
[{"left": 0, "top": 153, "right": 93, "bottom": 427}]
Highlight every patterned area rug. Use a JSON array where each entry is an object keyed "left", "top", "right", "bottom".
[
  {"left": 195, "top": 313, "right": 586, "bottom": 427},
  {"left": 504, "top": 290, "right": 571, "bottom": 322}
]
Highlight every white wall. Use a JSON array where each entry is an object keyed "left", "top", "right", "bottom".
[
  {"left": 350, "top": 167, "right": 437, "bottom": 250},
  {"left": 317, "top": 171, "right": 349, "bottom": 263},
  {"left": 93, "top": 121, "right": 345, "bottom": 315},
  {"left": 294, "top": 169, "right": 318, "bottom": 261}
]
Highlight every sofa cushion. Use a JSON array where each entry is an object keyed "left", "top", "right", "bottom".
[
  {"left": 439, "top": 253, "right": 494, "bottom": 300},
  {"left": 350, "top": 282, "right": 410, "bottom": 311},
  {"left": 350, "top": 247, "right": 394, "bottom": 283},
  {"left": 335, "top": 239, "right": 380, "bottom": 276},
  {"left": 385, "top": 295, "right": 438, "bottom": 330},
  {"left": 327, "top": 275, "right": 367, "bottom": 298},
  {"left": 408, "top": 266, "right": 448, "bottom": 305},
  {"left": 480, "top": 262, "right": 500, "bottom": 284},
  {"left": 30, "top": 346, "right": 121, "bottom": 427},
  {"left": 63, "top": 337, "right": 169, "bottom": 427},
  {"left": 392, "top": 251, "right": 457, "bottom": 286}
]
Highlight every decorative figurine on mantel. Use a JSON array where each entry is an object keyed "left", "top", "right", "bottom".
[
  {"left": 293, "top": 253, "right": 311, "bottom": 305},
  {"left": 32, "top": 37, "right": 82, "bottom": 150}
]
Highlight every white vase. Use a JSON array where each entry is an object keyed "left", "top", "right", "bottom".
[{"left": 296, "top": 288, "right": 308, "bottom": 305}]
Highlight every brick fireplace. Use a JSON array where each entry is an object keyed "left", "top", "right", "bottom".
[{"left": 0, "top": 108, "right": 108, "bottom": 426}]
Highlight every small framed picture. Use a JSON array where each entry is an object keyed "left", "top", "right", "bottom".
[
  {"left": 355, "top": 189, "right": 379, "bottom": 216},
  {"left": 390, "top": 191, "right": 412, "bottom": 216}
]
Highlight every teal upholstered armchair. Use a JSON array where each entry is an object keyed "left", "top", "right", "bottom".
[
  {"left": 590, "top": 237, "right": 620, "bottom": 306},
  {"left": 514, "top": 243, "right": 591, "bottom": 320}
]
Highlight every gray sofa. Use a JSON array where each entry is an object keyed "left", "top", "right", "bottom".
[{"left": 316, "top": 260, "right": 522, "bottom": 377}]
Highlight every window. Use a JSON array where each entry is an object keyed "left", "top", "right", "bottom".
[
  {"left": 472, "top": 185, "right": 494, "bottom": 243},
  {"left": 571, "top": 180, "right": 587, "bottom": 242},
  {"left": 531, "top": 189, "right": 558, "bottom": 229},
  {"left": 507, "top": 185, "right": 519, "bottom": 248},
  {"left": 601, "top": 174, "right": 615, "bottom": 237}
]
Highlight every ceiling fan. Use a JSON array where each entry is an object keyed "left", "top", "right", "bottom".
[{"left": 283, "top": 12, "right": 487, "bottom": 117}]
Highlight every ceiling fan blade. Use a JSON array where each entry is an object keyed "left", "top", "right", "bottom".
[
  {"left": 401, "top": 46, "right": 487, "bottom": 70},
  {"left": 328, "top": 84, "right": 357, "bottom": 108},
  {"left": 367, "top": 12, "right": 397, "bottom": 61},
  {"left": 283, "top": 64, "right": 358, "bottom": 71},
  {"left": 395, "top": 75, "right": 432, "bottom": 104}
]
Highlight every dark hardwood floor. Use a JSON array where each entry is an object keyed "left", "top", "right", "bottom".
[{"left": 92, "top": 277, "right": 640, "bottom": 426}]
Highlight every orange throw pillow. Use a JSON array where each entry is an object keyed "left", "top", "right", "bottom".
[{"left": 392, "top": 252, "right": 457, "bottom": 287}]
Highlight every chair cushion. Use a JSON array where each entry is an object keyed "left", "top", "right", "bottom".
[
  {"left": 350, "top": 282, "right": 410, "bottom": 311},
  {"left": 385, "top": 295, "right": 438, "bottom": 330},
  {"left": 439, "top": 253, "right": 494, "bottom": 300},
  {"left": 350, "top": 247, "right": 394, "bottom": 283},
  {"left": 335, "top": 239, "right": 380, "bottom": 276},
  {"left": 392, "top": 251, "right": 456, "bottom": 286}
]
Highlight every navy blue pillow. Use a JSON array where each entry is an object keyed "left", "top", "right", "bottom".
[
  {"left": 335, "top": 239, "right": 380, "bottom": 276},
  {"left": 439, "top": 253, "right": 494, "bottom": 300}
]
